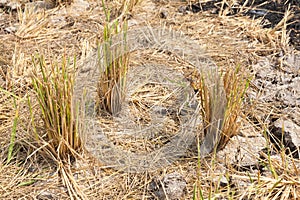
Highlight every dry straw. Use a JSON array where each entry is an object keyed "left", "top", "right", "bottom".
[
  {"left": 31, "top": 54, "right": 85, "bottom": 199},
  {"left": 96, "top": 0, "right": 129, "bottom": 115},
  {"left": 31, "top": 55, "right": 82, "bottom": 159},
  {"left": 1, "top": 0, "right": 299, "bottom": 199},
  {"left": 220, "top": 66, "right": 250, "bottom": 149}
]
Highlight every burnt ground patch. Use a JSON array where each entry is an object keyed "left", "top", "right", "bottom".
[{"left": 184, "top": 0, "right": 299, "bottom": 50}]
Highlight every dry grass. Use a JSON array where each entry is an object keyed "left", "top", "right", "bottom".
[
  {"left": 30, "top": 54, "right": 85, "bottom": 199},
  {"left": 31, "top": 54, "right": 82, "bottom": 158},
  {"left": 96, "top": 11, "right": 129, "bottom": 115},
  {"left": 220, "top": 66, "right": 250, "bottom": 149},
  {"left": 0, "top": 0, "right": 299, "bottom": 199}
]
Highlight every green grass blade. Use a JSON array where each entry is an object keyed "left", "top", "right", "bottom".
[{"left": 7, "top": 106, "right": 19, "bottom": 164}]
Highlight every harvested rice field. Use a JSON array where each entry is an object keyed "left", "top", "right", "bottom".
[{"left": 0, "top": 0, "right": 299, "bottom": 199}]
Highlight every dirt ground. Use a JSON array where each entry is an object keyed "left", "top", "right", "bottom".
[{"left": 0, "top": 0, "right": 299, "bottom": 199}]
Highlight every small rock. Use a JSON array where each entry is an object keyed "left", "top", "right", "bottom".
[
  {"left": 283, "top": 107, "right": 300, "bottom": 126},
  {"left": 149, "top": 172, "right": 187, "bottom": 200},
  {"left": 178, "top": 6, "right": 187, "bottom": 14},
  {"left": 210, "top": 8, "right": 218, "bottom": 14},
  {"left": 212, "top": 174, "right": 229, "bottom": 187},
  {"left": 27, "top": 1, "right": 56, "bottom": 10},
  {"left": 272, "top": 118, "right": 300, "bottom": 158},
  {"left": 36, "top": 190, "right": 57, "bottom": 199},
  {"left": 4, "top": 26, "right": 17, "bottom": 33},
  {"left": 217, "top": 134, "right": 266, "bottom": 170},
  {"left": 276, "top": 77, "right": 300, "bottom": 107},
  {"left": 284, "top": 50, "right": 300, "bottom": 73},
  {"left": 0, "top": 0, "right": 8, "bottom": 5},
  {"left": 219, "top": 175, "right": 229, "bottom": 187},
  {"left": 6, "top": 1, "right": 21, "bottom": 10},
  {"left": 159, "top": 10, "right": 168, "bottom": 19}
]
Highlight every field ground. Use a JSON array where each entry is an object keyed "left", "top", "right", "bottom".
[{"left": 0, "top": 0, "right": 299, "bottom": 199}]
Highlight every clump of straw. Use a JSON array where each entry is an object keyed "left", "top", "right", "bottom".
[
  {"left": 31, "top": 55, "right": 81, "bottom": 159},
  {"left": 198, "top": 66, "right": 250, "bottom": 154},
  {"left": 97, "top": 0, "right": 129, "bottom": 115}
]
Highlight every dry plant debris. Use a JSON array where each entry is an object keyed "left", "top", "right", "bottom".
[{"left": 0, "top": 0, "right": 299, "bottom": 199}]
